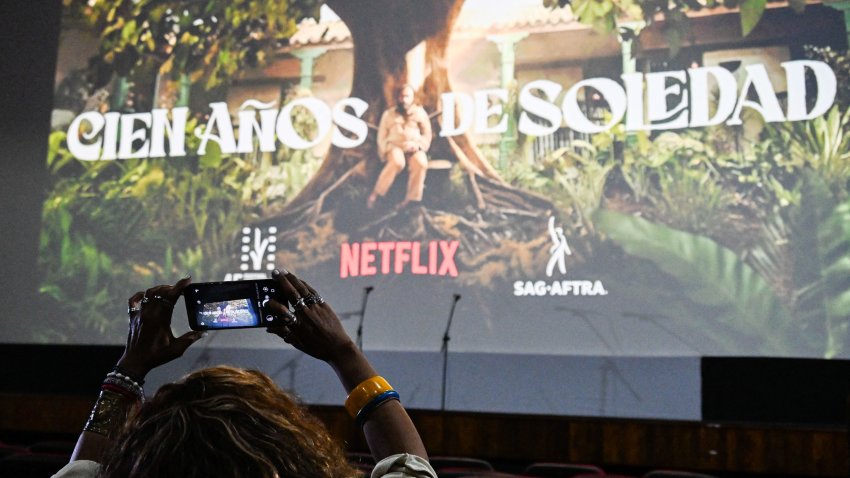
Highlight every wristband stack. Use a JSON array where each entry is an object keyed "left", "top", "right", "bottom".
[
  {"left": 103, "top": 366, "right": 145, "bottom": 401},
  {"left": 344, "top": 376, "right": 400, "bottom": 427},
  {"left": 83, "top": 366, "right": 145, "bottom": 436}
]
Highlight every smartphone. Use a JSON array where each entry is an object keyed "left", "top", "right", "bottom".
[{"left": 184, "top": 279, "right": 284, "bottom": 331}]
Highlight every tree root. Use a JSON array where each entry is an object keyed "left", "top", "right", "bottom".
[{"left": 314, "top": 159, "right": 368, "bottom": 215}]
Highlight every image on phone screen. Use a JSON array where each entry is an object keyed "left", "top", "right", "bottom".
[
  {"left": 185, "top": 279, "right": 280, "bottom": 330},
  {"left": 198, "top": 299, "right": 260, "bottom": 328}
]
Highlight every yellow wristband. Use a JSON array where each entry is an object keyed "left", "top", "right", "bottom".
[{"left": 344, "top": 376, "right": 393, "bottom": 418}]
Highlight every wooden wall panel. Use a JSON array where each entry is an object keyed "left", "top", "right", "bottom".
[{"left": 1, "top": 393, "right": 846, "bottom": 476}]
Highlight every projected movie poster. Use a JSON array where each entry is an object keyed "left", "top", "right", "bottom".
[{"left": 41, "top": 0, "right": 850, "bottom": 358}]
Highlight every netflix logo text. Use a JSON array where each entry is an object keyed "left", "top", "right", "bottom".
[{"left": 340, "top": 241, "right": 459, "bottom": 278}]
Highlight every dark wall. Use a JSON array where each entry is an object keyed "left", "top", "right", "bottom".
[
  {"left": 703, "top": 357, "right": 850, "bottom": 426},
  {"left": 0, "top": 1, "right": 60, "bottom": 339}
]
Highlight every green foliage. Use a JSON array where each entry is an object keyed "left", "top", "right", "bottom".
[
  {"left": 547, "top": 143, "right": 615, "bottom": 231},
  {"left": 63, "top": 0, "right": 322, "bottom": 89},
  {"left": 765, "top": 107, "right": 850, "bottom": 199},
  {"left": 595, "top": 129, "right": 655, "bottom": 203},
  {"left": 653, "top": 161, "right": 735, "bottom": 234},
  {"left": 584, "top": 96, "right": 850, "bottom": 358},
  {"left": 742, "top": 213, "right": 791, "bottom": 304},
  {"left": 506, "top": 141, "right": 614, "bottom": 232},
  {"left": 787, "top": 174, "right": 850, "bottom": 358},
  {"left": 39, "top": 91, "right": 323, "bottom": 341},
  {"left": 805, "top": 46, "right": 850, "bottom": 111},
  {"left": 595, "top": 123, "right": 813, "bottom": 225},
  {"left": 596, "top": 128, "right": 743, "bottom": 234},
  {"left": 739, "top": 0, "right": 766, "bottom": 36},
  {"left": 816, "top": 200, "right": 850, "bottom": 358},
  {"left": 544, "top": 0, "right": 787, "bottom": 54},
  {"left": 39, "top": 206, "right": 116, "bottom": 339},
  {"left": 595, "top": 209, "right": 802, "bottom": 355}
]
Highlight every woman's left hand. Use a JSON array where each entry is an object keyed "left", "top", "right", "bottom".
[{"left": 116, "top": 277, "right": 204, "bottom": 379}]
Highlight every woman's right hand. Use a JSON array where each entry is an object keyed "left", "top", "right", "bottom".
[
  {"left": 266, "top": 270, "right": 429, "bottom": 462},
  {"left": 118, "top": 277, "right": 204, "bottom": 379},
  {"left": 265, "top": 268, "right": 357, "bottom": 365}
]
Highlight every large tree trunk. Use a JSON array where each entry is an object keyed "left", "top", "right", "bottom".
[
  {"left": 281, "top": 0, "right": 462, "bottom": 215},
  {"left": 266, "top": 0, "right": 553, "bottom": 262}
]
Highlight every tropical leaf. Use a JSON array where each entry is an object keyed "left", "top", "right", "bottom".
[
  {"left": 795, "top": 184, "right": 850, "bottom": 358},
  {"left": 740, "top": 0, "right": 767, "bottom": 36},
  {"left": 774, "top": 106, "right": 850, "bottom": 196},
  {"left": 595, "top": 209, "right": 798, "bottom": 355}
]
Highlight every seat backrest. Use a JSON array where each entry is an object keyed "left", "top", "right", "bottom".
[
  {"left": 346, "top": 451, "right": 375, "bottom": 465},
  {"left": 443, "top": 471, "right": 531, "bottom": 478},
  {"left": 642, "top": 471, "right": 719, "bottom": 478},
  {"left": 524, "top": 462, "right": 605, "bottom": 477},
  {"left": 429, "top": 455, "right": 495, "bottom": 471}
]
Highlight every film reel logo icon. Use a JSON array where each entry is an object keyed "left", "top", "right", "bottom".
[{"left": 240, "top": 226, "right": 278, "bottom": 272}]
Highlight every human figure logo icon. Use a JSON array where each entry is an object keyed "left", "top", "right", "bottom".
[{"left": 546, "top": 216, "right": 572, "bottom": 277}]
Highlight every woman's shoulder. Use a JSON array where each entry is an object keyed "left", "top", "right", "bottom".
[
  {"left": 371, "top": 453, "right": 437, "bottom": 478},
  {"left": 51, "top": 460, "right": 100, "bottom": 478}
]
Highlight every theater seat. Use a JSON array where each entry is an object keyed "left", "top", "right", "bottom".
[
  {"left": 524, "top": 462, "right": 605, "bottom": 477},
  {"left": 429, "top": 455, "right": 495, "bottom": 471},
  {"left": 440, "top": 471, "right": 531, "bottom": 478},
  {"left": 642, "top": 471, "right": 718, "bottom": 478},
  {"left": 346, "top": 451, "right": 375, "bottom": 465},
  {"left": 0, "top": 442, "right": 28, "bottom": 457}
]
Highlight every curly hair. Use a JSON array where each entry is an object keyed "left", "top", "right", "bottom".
[{"left": 98, "top": 366, "right": 359, "bottom": 478}]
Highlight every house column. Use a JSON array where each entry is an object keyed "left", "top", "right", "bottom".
[
  {"left": 488, "top": 32, "right": 528, "bottom": 169},
  {"left": 292, "top": 47, "right": 328, "bottom": 90},
  {"left": 620, "top": 21, "right": 645, "bottom": 75},
  {"left": 112, "top": 77, "right": 129, "bottom": 110},
  {"left": 177, "top": 73, "right": 191, "bottom": 107},
  {"left": 620, "top": 21, "right": 645, "bottom": 150}
]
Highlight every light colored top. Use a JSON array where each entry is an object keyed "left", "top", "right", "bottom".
[
  {"left": 371, "top": 453, "right": 438, "bottom": 478},
  {"left": 52, "top": 453, "right": 437, "bottom": 478},
  {"left": 376, "top": 105, "right": 432, "bottom": 159}
]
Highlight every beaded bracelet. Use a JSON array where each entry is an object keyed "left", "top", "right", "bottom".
[
  {"left": 344, "top": 376, "right": 393, "bottom": 418},
  {"left": 107, "top": 370, "right": 144, "bottom": 389},
  {"left": 112, "top": 365, "right": 145, "bottom": 386},
  {"left": 103, "top": 374, "right": 144, "bottom": 399},
  {"left": 355, "top": 390, "right": 400, "bottom": 427}
]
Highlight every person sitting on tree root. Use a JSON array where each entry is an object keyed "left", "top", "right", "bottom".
[{"left": 367, "top": 84, "right": 432, "bottom": 209}]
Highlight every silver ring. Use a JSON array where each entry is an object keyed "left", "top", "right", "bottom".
[
  {"left": 128, "top": 306, "right": 141, "bottom": 315},
  {"left": 304, "top": 294, "right": 325, "bottom": 306},
  {"left": 293, "top": 297, "right": 307, "bottom": 311},
  {"left": 281, "top": 309, "right": 297, "bottom": 324}
]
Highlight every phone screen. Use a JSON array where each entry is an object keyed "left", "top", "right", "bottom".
[{"left": 184, "top": 279, "right": 282, "bottom": 330}]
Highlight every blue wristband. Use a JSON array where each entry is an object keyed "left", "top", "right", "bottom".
[{"left": 355, "top": 390, "right": 400, "bottom": 427}]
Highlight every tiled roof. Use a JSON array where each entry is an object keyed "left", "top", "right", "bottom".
[
  {"left": 289, "top": 0, "right": 821, "bottom": 47},
  {"left": 454, "top": 3, "right": 576, "bottom": 32},
  {"left": 290, "top": 17, "right": 352, "bottom": 47},
  {"left": 289, "top": 4, "right": 578, "bottom": 47}
]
